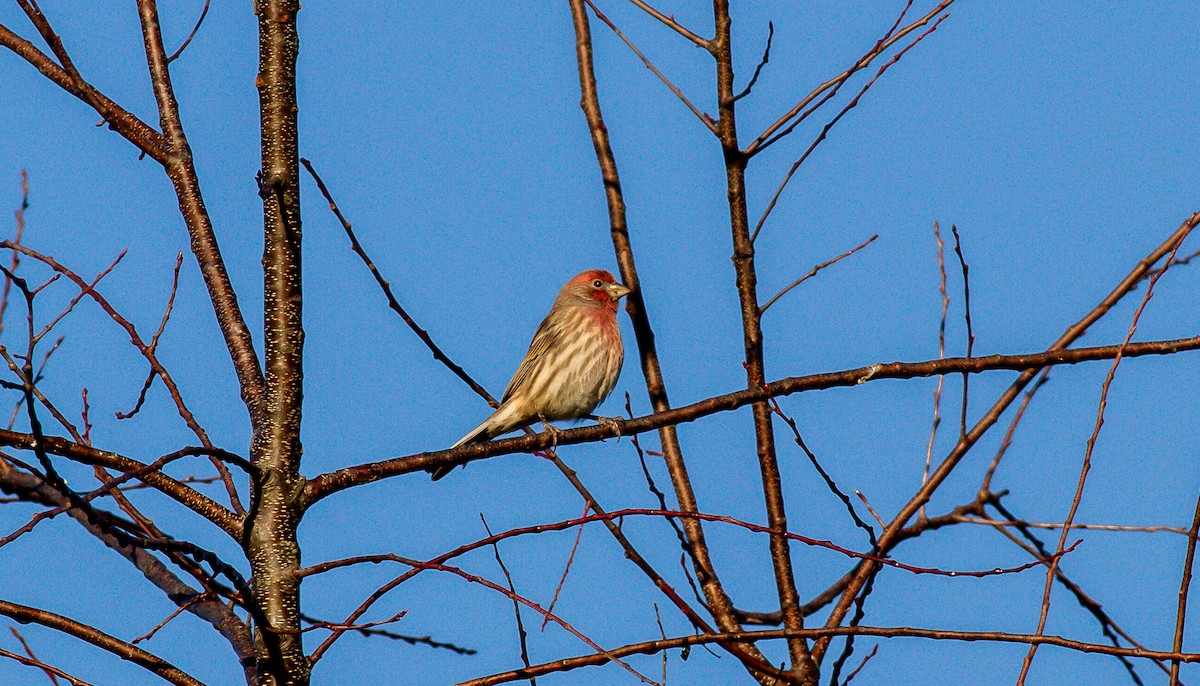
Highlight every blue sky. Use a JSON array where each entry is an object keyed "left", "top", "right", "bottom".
[{"left": 1, "top": 1, "right": 1198, "bottom": 684}]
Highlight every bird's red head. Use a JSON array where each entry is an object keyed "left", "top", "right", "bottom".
[{"left": 560, "top": 269, "right": 631, "bottom": 311}]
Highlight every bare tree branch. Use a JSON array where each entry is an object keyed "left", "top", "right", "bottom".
[{"left": 0, "top": 599, "right": 208, "bottom": 686}]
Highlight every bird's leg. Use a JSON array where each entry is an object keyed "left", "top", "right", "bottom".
[
  {"left": 586, "top": 414, "right": 623, "bottom": 440},
  {"left": 538, "top": 415, "right": 564, "bottom": 449}
]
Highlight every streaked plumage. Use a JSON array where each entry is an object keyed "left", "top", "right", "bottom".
[{"left": 431, "top": 269, "right": 630, "bottom": 480}]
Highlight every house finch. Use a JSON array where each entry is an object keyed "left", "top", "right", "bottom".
[{"left": 431, "top": 269, "right": 630, "bottom": 480}]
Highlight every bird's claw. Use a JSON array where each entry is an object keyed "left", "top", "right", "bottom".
[
  {"left": 592, "top": 415, "right": 623, "bottom": 441},
  {"left": 539, "top": 417, "right": 563, "bottom": 450}
]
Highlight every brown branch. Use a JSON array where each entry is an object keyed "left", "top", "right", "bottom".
[
  {"left": 626, "top": 0, "right": 709, "bottom": 48},
  {"left": 0, "top": 464, "right": 255, "bottom": 678},
  {"left": 303, "top": 333, "right": 1200, "bottom": 504},
  {"left": 245, "top": 0, "right": 307, "bottom": 680},
  {"left": 814, "top": 211, "right": 1200, "bottom": 661},
  {"left": 0, "top": 18, "right": 168, "bottom": 160},
  {"left": 0, "top": 428, "right": 240, "bottom": 536},
  {"left": 567, "top": 0, "right": 764, "bottom": 674},
  {"left": 711, "top": 0, "right": 811, "bottom": 677},
  {"left": 0, "top": 599, "right": 207, "bottom": 686},
  {"left": 458, "top": 625, "right": 1200, "bottom": 686},
  {"left": 133, "top": 0, "right": 266, "bottom": 422},
  {"left": 583, "top": 0, "right": 716, "bottom": 132}
]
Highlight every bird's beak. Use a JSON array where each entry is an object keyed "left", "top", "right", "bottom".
[{"left": 607, "top": 283, "right": 632, "bottom": 300}]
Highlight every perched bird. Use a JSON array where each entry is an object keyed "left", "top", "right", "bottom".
[{"left": 431, "top": 269, "right": 630, "bottom": 480}]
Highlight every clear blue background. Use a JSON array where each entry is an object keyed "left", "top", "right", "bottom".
[{"left": 1, "top": 1, "right": 1198, "bottom": 684}]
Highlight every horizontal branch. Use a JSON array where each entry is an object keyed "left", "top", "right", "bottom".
[
  {"left": 460, "top": 625, "right": 1200, "bottom": 685},
  {"left": 0, "top": 599, "right": 206, "bottom": 686},
  {"left": 0, "top": 429, "right": 241, "bottom": 537},
  {"left": 303, "top": 334, "right": 1200, "bottom": 506}
]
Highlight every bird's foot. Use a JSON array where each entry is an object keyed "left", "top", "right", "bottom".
[
  {"left": 539, "top": 416, "right": 564, "bottom": 450},
  {"left": 588, "top": 414, "right": 623, "bottom": 441}
]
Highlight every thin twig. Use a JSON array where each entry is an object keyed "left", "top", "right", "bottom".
[
  {"left": 950, "top": 225, "right": 973, "bottom": 438},
  {"left": 750, "top": 15, "right": 947, "bottom": 241},
  {"left": 1170, "top": 489, "right": 1200, "bottom": 685},
  {"left": 541, "top": 500, "right": 591, "bottom": 632},
  {"left": 583, "top": 0, "right": 716, "bottom": 133},
  {"left": 921, "top": 221, "right": 950, "bottom": 519},
  {"left": 165, "top": 0, "right": 211, "bottom": 63},
  {"left": 759, "top": 234, "right": 877, "bottom": 312},
  {"left": 840, "top": 643, "right": 878, "bottom": 686},
  {"left": 482, "top": 515, "right": 537, "bottom": 685},
  {"left": 733, "top": 22, "right": 773, "bottom": 102},
  {"left": 1017, "top": 229, "right": 1190, "bottom": 684},
  {"left": 300, "top": 158, "right": 497, "bottom": 407},
  {"left": 9, "top": 625, "right": 60, "bottom": 685}
]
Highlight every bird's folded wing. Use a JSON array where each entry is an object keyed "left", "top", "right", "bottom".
[{"left": 501, "top": 313, "right": 556, "bottom": 403}]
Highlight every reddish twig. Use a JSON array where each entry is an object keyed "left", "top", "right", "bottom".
[
  {"left": 132, "top": 593, "right": 212, "bottom": 644},
  {"left": 9, "top": 625, "right": 61, "bottom": 685},
  {"left": 118, "top": 252, "right": 183, "bottom": 421}
]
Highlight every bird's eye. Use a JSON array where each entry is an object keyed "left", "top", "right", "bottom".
[{"left": 592, "top": 279, "right": 604, "bottom": 288}]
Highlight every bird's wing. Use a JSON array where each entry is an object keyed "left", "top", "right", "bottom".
[{"left": 500, "top": 312, "right": 556, "bottom": 403}]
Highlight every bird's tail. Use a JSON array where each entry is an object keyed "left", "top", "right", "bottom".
[{"left": 430, "top": 404, "right": 520, "bottom": 481}]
